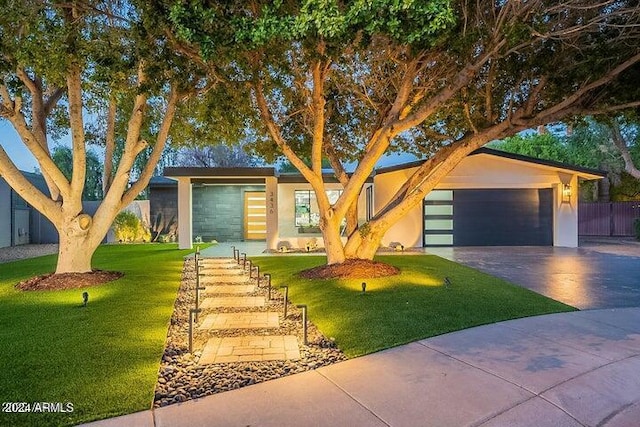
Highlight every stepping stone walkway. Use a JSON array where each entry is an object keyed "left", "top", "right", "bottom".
[
  {"left": 201, "top": 296, "right": 265, "bottom": 309},
  {"left": 200, "top": 268, "right": 245, "bottom": 275},
  {"left": 199, "top": 335, "right": 300, "bottom": 364},
  {"left": 198, "top": 312, "right": 280, "bottom": 330},
  {"left": 200, "top": 275, "right": 250, "bottom": 285},
  {"left": 203, "top": 285, "right": 256, "bottom": 295},
  {"left": 194, "top": 256, "right": 301, "bottom": 365}
]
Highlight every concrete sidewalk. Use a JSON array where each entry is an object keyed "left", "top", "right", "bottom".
[{"left": 83, "top": 308, "right": 640, "bottom": 427}]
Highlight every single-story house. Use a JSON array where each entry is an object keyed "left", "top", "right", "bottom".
[
  {"left": 157, "top": 148, "right": 605, "bottom": 251},
  {"left": 1, "top": 171, "right": 150, "bottom": 248},
  {"left": 0, "top": 171, "right": 59, "bottom": 248}
]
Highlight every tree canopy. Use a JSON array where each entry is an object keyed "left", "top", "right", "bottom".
[
  {"left": 0, "top": 1, "right": 206, "bottom": 274},
  {"left": 158, "top": 0, "right": 640, "bottom": 263}
]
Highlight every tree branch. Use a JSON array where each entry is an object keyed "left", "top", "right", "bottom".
[
  {"left": 122, "top": 87, "right": 180, "bottom": 206},
  {"left": 311, "top": 57, "right": 328, "bottom": 175},
  {"left": 533, "top": 51, "right": 640, "bottom": 123},
  {"left": 103, "top": 96, "right": 117, "bottom": 194},
  {"left": 0, "top": 83, "right": 70, "bottom": 199},
  {"left": 252, "top": 78, "right": 316, "bottom": 183},
  {"left": 66, "top": 63, "right": 87, "bottom": 207},
  {"left": 44, "top": 87, "right": 65, "bottom": 116},
  {"left": 0, "top": 146, "right": 60, "bottom": 222},
  {"left": 396, "top": 39, "right": 507, "bottom": 134},
  {"left": 610, "top": 119, "right": 640, "bottom": 179}
]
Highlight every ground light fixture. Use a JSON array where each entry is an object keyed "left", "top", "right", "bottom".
[
  {"left": 264, "top": 273, "right": 272, "bottom": 299},
  {"left": 297, "top": 304, "right": 308, "bottom": 345},
  {"left": 562, "top": 184, "right": 572, "bottom": 204},
  {"left": 281, "top": 285, "right": 289, "bottom": 318}
]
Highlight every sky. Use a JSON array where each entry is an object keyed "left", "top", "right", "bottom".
[
  {"left": 0, "top": 119, "right": 421, "bottom": 174},
  {"left": 0, "top": 123, "right": 40, "bottom": 172}
]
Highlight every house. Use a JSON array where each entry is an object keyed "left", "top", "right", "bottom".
[
  {"left": 0, "top": 171, "right": 60, "bottom": 248},
  {"left": 158, "top": 148, "right": 605, "bottom": 251},
  {"left": 1, "top": 172, "right": 149, "bottom": 248}
]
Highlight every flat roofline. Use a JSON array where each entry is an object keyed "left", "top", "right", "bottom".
[{"left": 164, "top": 167, "right": 276, "bottom": 178}]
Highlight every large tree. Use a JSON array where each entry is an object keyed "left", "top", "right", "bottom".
[
  {"left": 0, "top": 1, "right": 202, "bottom": 274},
  {"left": 167, "top": 1, "right": 640, "bottom": 265}
]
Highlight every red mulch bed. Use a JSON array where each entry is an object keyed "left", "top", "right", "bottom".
[
  {"left": 299, "top": 259, "right": 400, "bottom": 279},
  {"left": 15, "top": 270, "right": 124, "bottom": 291}
]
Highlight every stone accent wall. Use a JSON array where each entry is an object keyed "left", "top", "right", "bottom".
[{"left": 193, "top": 185, "right": 264, "bottom": 242}]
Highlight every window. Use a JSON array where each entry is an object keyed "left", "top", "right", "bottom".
[
  {"left": 295, "top": 190, "right": 342, "bottom": 227},
  {"left": 423, "top": 190, "right": 454, "bottom": 247},
  {"left": 366, "top": 185, "right": 374, "bottom": 221}
]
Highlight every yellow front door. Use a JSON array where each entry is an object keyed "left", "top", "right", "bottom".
[{"left": 244, "top": 192, "right": 267, "bottom": 240}]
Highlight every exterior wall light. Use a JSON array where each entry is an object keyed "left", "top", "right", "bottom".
[{"left": 562, "top": 184, "right": 572, "bottom": 204}]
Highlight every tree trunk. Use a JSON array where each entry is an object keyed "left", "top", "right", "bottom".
[
  {"left": 343, "top": 221, "right": 386, "bottom": 260},
  {"left": 320, "top": 214, "right": 346, "bottom": 264},
  {"left": 56, "top": 234, "right": 94, "bottom": 274},
  {"left": 345, "top": 200, "right": 359, "bottom": 237},
  {"left": 54, "top": 213, "right": 98, "bottom": 274},
  {"left": 353, "top": 234, "right": 382, "bottom": 260}
]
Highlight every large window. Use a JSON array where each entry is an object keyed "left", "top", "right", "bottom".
[{"left": 295, "top": 190, "right": 342, "bottom": 227}]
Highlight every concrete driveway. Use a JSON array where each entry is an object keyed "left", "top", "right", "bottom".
[{"left": 427, "top": 238, "right": 640, "bottom": 310}]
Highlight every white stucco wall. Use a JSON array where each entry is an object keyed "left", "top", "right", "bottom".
[
  {"left": 265, "top": 177, "right": 279, "bottom": 250},
  {"left": 554, "top": 174, "right": 579, "bottom": 247},
  {"left": 0, "top": 179, "right": 11, "bottom": 248},
  {"left": 374, "top": 153, "right": 586, "bottom": 248},
  {"left": 177, "top": 178, "right": 193, "bottom": 249},
  {"left": 276, "top": 182, "right": 369, "bottom": 249}
]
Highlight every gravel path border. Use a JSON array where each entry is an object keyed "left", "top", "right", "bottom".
[
  {"left": 0, "top": 244, "right": 59, "bottom": 263},
  {"left": 153, "top": 258, "right": 347, "bottom": 407}
]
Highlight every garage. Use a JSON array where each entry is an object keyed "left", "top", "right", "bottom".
[
  {"left": 455, "top": 189, "right": 553, "bottom": 246},
  {"left": 423, "top": 188, "right": 554, "bottom": 246},
  {"left": 375, "top": 148, "right": 605, "bottom": 249}
]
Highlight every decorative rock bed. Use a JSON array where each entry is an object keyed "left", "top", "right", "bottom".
[{"left": 153, "top": 258, "right": 347, "bottom": 408}]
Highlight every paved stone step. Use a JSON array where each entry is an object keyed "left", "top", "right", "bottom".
[
  {"left": 203, "top": 285, "right": 256, "bottom": 295},
  {"left": 198, "top": 335, "right": 300, "bottom": 364},
  {"left": 198, "top": 260, "right": 241, "bottom": 267},
  {"left": 198, "top": 312, "right": 279, "bottom": 330},
  {"left": 200, "top": 296, "right": 265, "bottom": 309},
  {"left": 200, "top": 275, "right": 251, "bottom": 285},
  {"left": 199, "top": 258, "right": 235, "bottom": 264},
  {"left": 199, "top": 267, "right": 245, "bottom": 275}
]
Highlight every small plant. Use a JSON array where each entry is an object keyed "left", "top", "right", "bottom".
[
  {"left": 194, "top": 236, "right": 203, "bottom": 243},
  {"left": 634, "top": 218, "right": 640, "bottom": 241},
  {"left": 358, "top": 222, "right": 371, "bottom": 238},
  {"left": 158, "top": 234, "right": 174, "bottom": 243},
  {"left": 113, "top": 211, "right": 151, "bottom": 243}
]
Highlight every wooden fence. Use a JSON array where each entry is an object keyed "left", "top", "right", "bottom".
[{"left": 578, "top": 201, "right": 640, "bottom": 236}]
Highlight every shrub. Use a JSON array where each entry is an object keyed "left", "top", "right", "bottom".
[
  {"left": 113, "top": 211, "right": 151, "bottom": 243},
  {"left": 635, "top": 218, "right": 640, "bottom": 241}
]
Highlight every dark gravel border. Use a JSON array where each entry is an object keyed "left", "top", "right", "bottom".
[{"left": 153, "top": 258, "right": 347, "bottom": 407}]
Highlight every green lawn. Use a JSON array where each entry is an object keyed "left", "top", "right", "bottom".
[
  {"left": 0, "top": 244, "right": 195, "bottom": 427},
  {"left": 0, "top": 249, "right": 576, "bottom": 426},
  {"left": 252, "top": 255, "right": 576, "bottom": 357}
]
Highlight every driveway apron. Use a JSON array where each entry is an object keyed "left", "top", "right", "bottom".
[{"left": 427, "top": 245, "right": 640, "bottom": 309}]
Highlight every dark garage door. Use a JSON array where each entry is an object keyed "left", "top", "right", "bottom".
[{"left": 453, "top": 189, "right": 553, "bottom": 246}]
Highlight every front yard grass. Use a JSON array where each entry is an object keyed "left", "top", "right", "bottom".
[
  {"left": 0, "top": 244, "right": 196, "bottom": 427},
  {"left": 0, "top": 248, "right": 576, "bottom": 426},
  {"left": 253, "top": 255, "right": 576, "bottom": 358}
]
